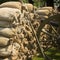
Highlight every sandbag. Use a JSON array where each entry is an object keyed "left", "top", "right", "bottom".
[
  {"left": 22, "top": 3, "right": 34, "bottom": 12},
  {"left": 0, "top": 1, "right": 22, "bottom": 10},
  {"left": 0, "top": 21, "right": 11, "bottom": 27},
  {"left": 41, "top": 7, "right": 53, "bottom": 13},
  {"left": 0, "top": 44, "right": 12, "bottom": 57},
  {"left": 0, "top": 28, "right": 15, "bottom": 38},
  {"left": 36, "top": 10, "right": 50, "bottom": 15},
  {"left": 0, "top": 36, "right": 9, "bottom": 47},
  {"left": 0, "top": 8, "right": 21, "bottom": 22}
]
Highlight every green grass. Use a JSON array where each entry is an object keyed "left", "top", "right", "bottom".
[
  {"left": 33, "top": 47, "right": 60, "bottom": 60},
  {"left": 33, "top": 57, "right": 44, "bottom": 60}
]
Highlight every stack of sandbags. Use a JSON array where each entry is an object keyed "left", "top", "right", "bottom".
[
  {"left": 23, "top": 6, "right": 54, "bottom": 50},
  {"left": 0, "top": 7, "right": 22, "bottom": 60},
  {"left": 35, "top": 9, "right": 49, "bottom": 20},
  {"left": 27, "top": 12, "right": 50, "bottom": 49},
  {"left": 0, "top": 1, "right": 54, "bottom": 59},
  {"left": 0, "top": 7, "right": 38, "bottom": 60},
  {"left": 23, "top": 12, "right": 41, "bottom": 32},
  {"left": 35, "top": 7, "right": 54, "bottom": 20},
  {"left": 27, "top": 7, "right": 54, "bottom": 49},
  {"left": 35, "top": 7, "right": 54, "bottom": 49},
  {"left": 33, "top": 9, "right": 49, "bottom": 33},
  {"left": 17, "top": 16, "right": 38, "bottom": 59},
  {"left": 0, "top": 1, "right": 35, "bottom": 13}
]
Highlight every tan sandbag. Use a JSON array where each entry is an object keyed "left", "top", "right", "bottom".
[
  {"left": 0, "top": 21, "right": 11, "bottom": 27},
  {"left": 0, "top": 44, "right": 12, "bottom": 57},
  {"left": 41, "top": 7, "right": 53, "bottom": 13},
  {"left": 29, "top": 13, "right": 34, "bottom": 20},
  {"left": 0, "top": 28, "right": 15, "bottom": 38},
  {"left": 0, "top": 36, "right": 9, "bottom": 47},
  {"left": 0, "top": 1, "right": 22, "bottom": 10},
  {"left": 0, "top": 8, "right": 21, "bottom": 22},
  {"left": 0, "top": 51, "right": 11, "bottom": 57},
  {"left": 22, "top": 3, "right": 34, "bottom": 12},
  {"left": 36, "top": 10, "right": 50, "bottom": 15}
]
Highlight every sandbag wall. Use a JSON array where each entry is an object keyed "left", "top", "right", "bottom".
[
  {"left": 21, "top": 5, "right": 54, "bottom": 50},
  {"left": 17, "top": 15, "right": 38, "bottom": 60},
  {"left": 0, "top": 8, "right": 20, "bottom": 60},
  {"left": 27, "top": 7, "right": 54, "bottom": 49},
  {"left": 35, "top": 7, "right": 54, "bottom": 49},
  {"left": 0, "top": 7, "right": 38, "bottom": 60},
  {"left": 0, "top": 1, "right": 55, "bottom": 60}
]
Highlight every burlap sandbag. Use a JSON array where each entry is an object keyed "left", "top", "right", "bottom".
[
  {"left": 0, "top": 1, "right": 22, "bottom": 10},
  {"left": 0, "top": 44, "right": 12, "bottom": 57},
  {"left": 0, "top": 36, "right": 10, "bottom": 47},
  {"left": 22, "top": 3, "right": 34, "bottom": 12},
  {"left": 36, "top": 10, "right": 50, "bottom": 15},
  {"left": 0, "top": 28, "right": 15, "bottom": 38},
  {"left": 41, "top": 7, "right": 53, "bottom": 13},
  {"left": 0, "top": 8, "right": 21, "bottom": 22},
  {"left": 0, "top": 21, "right": 12, "bottom": 27}
]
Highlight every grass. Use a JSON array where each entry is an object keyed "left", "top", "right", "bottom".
[
  {"left": 33, "top": 57, "right": 44, "bottom": 60},
  {"left": 33, "top": 47, "right": 60, "bottom": 60}
]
